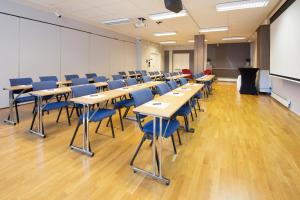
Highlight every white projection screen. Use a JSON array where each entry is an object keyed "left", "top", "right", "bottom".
[{"left": 270, "top": 0, "right": 300, "bottom": 81}]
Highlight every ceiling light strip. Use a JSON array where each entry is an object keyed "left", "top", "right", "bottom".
[
  {"left": 149, "top": 10, "right": 187, "bottom": 21},
  {"left": 199, "top": 26, "right": 229, "bottom": 33},
  {"left": 216, "top": 0, "right": 269, "bottom": 12}
]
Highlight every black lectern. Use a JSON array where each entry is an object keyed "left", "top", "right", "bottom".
[{"left": 239, "top": 68, "right": 259, "bottom": 95}]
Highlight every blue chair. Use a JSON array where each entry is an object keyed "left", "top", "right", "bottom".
[
  {"left": 156, "top": 83, "right": 193, "bottom": 132},
  {"left": 178, "top": 78, "right": 188, "bottom": 86},
  {"left": 30, "top": 81, "right": 71, "bottom": 136},
  {"left": 140, "top": 70, "right": 147, "bottom": 76},
  {"left": 142, "top": 76, "right": 152, "bottom": 83},
  {"left": 39, "top": 76, "right": 58, "bottom": 82},
  {"left": 70, "top": 85, "right": 116, "bottom": 145},
  {"left": 118, "top": 71, "right": 127, "bottom": 78},
  {"left": 9, "top": 78, "right": 35, "bottom": 123},
  {"left": 112, "top": 74, "right": 123, "bottom": 80},
  {"left": 167, "top": 80, "right": 178, "bottom": 90},
  {"left": 65, "top": 74, "right": 79, "bottom": 81},
  {"left": 126, "top": 78, "right": 138, "bottom": 86},
  {"left": 107, "top": 80, "right": 134, "bottom": 131},
  {"left": 93, "top": 76, "right": 107, "bottom": 83},
  {"left": 129, "top": 88, "right": 181, "bottom": 168},
  {"left": 163, "top": 73, "right": 170, "bottom": 79},
  {"left": 128, "top": 71, "right": 135, "bottom": 75},
  {"left": 71, "top": 78, "right": 89, "bottom": 86},
  {"left": 85, "top": 73, "right": 97, "bottom": 79}
]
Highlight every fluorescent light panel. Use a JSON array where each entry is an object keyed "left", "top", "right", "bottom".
[
  {"left": 154, "top": 32, "right": 177, "bottom": 37},
  {"left": 160, "top": 41, "right": 176, "bottom": 44},
  {"left": 222, "top": 37, "right": 246, "bottom": 41},
  {"left": 102, "top": 18, "right": 130, "bottom": 25},
  {"left": 216, "top": 0, "right": 269, "bottom": 12},
  {"left": 149, "top": 10, "right": 187, "bottom": 21},
  {"left": 199, "top": 26, "right": 228, "bottom": 33}
]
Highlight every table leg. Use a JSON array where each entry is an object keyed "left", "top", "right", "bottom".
[
  {"left": 4, "top": 91, "right": 16, "bottom": 125},
  {"left": 70, "top": 104, "right": 94, "bottom": 157},
  {"left": 29, "top": 96, "right": 45, "bottom": 138}
]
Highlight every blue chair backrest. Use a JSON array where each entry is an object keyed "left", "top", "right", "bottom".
[
  {"left": 72, "top": 78, "right": 89, "bottom": 86},
  {"left": 199, "top": 72, "right": 204, "bottom": 77},
  {"left": 163, "top": 73, "right": 170, "bottom": 77},
  {"left": 71, "top": 84, "right": 97, "bottom": 98},
  {"left": 128, "top": 71, "right": 135, "bottom": 75},
  {"left": 130, "top": 88, "right": 153, "bottom": 107},
  {"left": 179, "top": 71, "right": 183, "bottom": 75},
  {"left": 85, "top": 73, "right": 97, "bottom": 79},
  {"left": 10, "top": 78, "right": 33, "bottom": 86},
  {"left": 108, "top": 80, "right": 125, "bottom": 90},
  {"left": 142, "top": 76, "right": 151, "bottom": 83},
  {"left": 168, "top": 80, "right": 178, "bottom": 90},
  {"left": 141, "top": 70, "right": 147, "bottom": 76},
  {"left": 155, "top": 71, "right": 160, "bottom": 75},
  {"left": 148, "top": 72, "right": 154, "bottom": 76},
  {"left": 179, "top": 78, "right": 188, "bottom": 86},
  {"left": 93, "top": 76, "right": 107, "bottom": 83},
  {"left": 156, "top": 83, "right": 171, "bottom": 95},
  {"left": 32, "top": 81, "right": 57, "bottom": 91},
  {"left": 135, "top": 70, "right": 141, "bottom": 75},
  {"left": 65, "top": 74, "right": 79, "bottom": 81},
  {"left": 118, "top": 71, "right": 126, "bottom": 76},
  {"left": 39, "top": 76, "right": 58, "bottom": 82},
  {"left": 112, "top": 74, "right": 123, "bottom": 80},
  {"left": 126, "top": 78, "right": 138, "bottom": 86}
]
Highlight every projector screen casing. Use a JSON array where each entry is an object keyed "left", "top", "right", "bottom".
[{"left": 270, "top": 0, "right": 300, "bottom": 82}]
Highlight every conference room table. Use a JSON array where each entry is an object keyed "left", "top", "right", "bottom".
[
  {"left": 28, "top": 82, "right": 108, "bottom": 138},
  {"left": 195, "top": 75, "right": 215, "bottom": 97},
  {"left": 3, "top": 81, "right": 76, "bottom": 125},
  {"left": 165, "top": 74, "right": 189, "bottom": 80},
  {"left": 69, "top": 81, "right": 163, "bottom": 157},
  {"left": 133, "top": 82, "right": 204, "bottom": 185}
]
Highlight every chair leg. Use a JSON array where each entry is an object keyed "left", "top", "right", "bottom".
[
  {"left": 197, "top": 100, "right": 201, "bottom": 110},
  {"left": 32, "top": 100, "right": 36, "bottom": 114},
  {"left": 155, "top": 145, "right": 160, "bottom": 173},
  {"left": 70, "top": 122, "right": 81, "bottom": 146},
  {"left": 118, "top": 108, "right": 124, "bottom": 131},
  {"left": 56, "top": 108, "right": 63, "bottom": 123},
  {"left": 30, "top": 112, "right": 37, "bottom": 130},
  {"left": 130, "top": 135, "right": 146, "bottom": 166},
  {"left": 15, "top": 103, "right": 20, "bottom": 123},
  {"left": 191, "top": 110, "right": 194, "bottom": 121},
  {"left": 70, "top": 105, "right": 75, "bottom": 118},
  {"left": 122, "top": 107, "right": 130, "bottom": 119},
  {"left": 177, "top": 129, "right": 182, "bottom": 145},
  {"left": 95, "top": 120, "right": 102, "bottom": 133},
  {"left": 65, "top": 106, "right": 71, "bottom": 126},
  {"left": 194, "top": 107, "right": 198, "bottom": 117},
  {"left": 184, "top": 116, "right": 189, "bottom": 132},
  {"left": 171, "top": 135, "right": 177, "bottom": 154},
  {"left": 109, "top": 117, "right": 115, "bottom": 138}
]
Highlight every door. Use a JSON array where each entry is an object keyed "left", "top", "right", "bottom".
[
  {"left": 150, "top": 52, "right": 161, "bottom": 71},
  {"left": 173, "top": 53, "right": 190, "bottom": 72}
]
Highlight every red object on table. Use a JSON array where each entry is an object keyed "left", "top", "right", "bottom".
[
  {"left": 182, "top": 69, "right": 193, "bottom": 79},
  {"left": 203, "top": 69, "right": 212, "bottom": 75}
]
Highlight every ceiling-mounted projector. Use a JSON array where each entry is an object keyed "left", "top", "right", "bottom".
[{"left": 164, "top": 0, "right": 183, "bottom": 13}]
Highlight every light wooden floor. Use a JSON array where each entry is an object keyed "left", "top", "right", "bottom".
[{"left": 0, "top": 82, "right": 300, "bottom": 200}]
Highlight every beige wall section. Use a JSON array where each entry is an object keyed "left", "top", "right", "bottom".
[
  {"left": 139, "top": 40, "right": 164, "bottom": 71},
  {"left": 194, "top": 35, "right": 205, "bottom": 73},
  {"left": 250, "top": 32, "right": 258, "bottom": 68}
]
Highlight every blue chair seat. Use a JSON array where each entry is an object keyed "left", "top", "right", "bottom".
[
  {"left": 15, "top": 95, "right": 35, "bottom": 103},
  {"left": 114, "top": 99, "right": 134, "bottom": 109},
  {"left": 38, "top": 101, "right": 71, "bottom": 112},
  {"left": 194, "top": 92, "right": 202, "bottom": 99},
  {"left": 143, "top": 118, "right": 180, "bottom": 138},
  {"left": 79, "top": 109, "right": 116, "bottom": 122},
  {"left": 175, "top": 105, "right": 191, "bottom": 116}
]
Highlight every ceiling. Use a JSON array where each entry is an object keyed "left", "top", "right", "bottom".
[{"left": 13, "top": 0, "right": 281, "bottom": 45}]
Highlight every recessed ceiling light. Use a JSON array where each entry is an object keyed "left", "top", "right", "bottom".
[
  {"left": 199, "top": 26, "right": 229, "bottom": 33},
  {"left": 216, "top": 0, "right": 269, "bottom": 12},
  {"left": 160, "top": 41, "right": 177, "bottom": 44},
  {"left": 102, "top": 18, "right": 130, "bottom": 25},
  {"left": 205, "top": 39, "right": 208, "bottom": 42},
  {"left": 222, "top": 37, "right": 246, "bottom": 41},
  {"left": 149, "top": 10, "right": 187, "bottom": 21},
  {"left": 188, "top": 40, "right": 194, "bottom": 43},
  {"left": 154, "top": 32, "right": 177, "bottom": 37}
]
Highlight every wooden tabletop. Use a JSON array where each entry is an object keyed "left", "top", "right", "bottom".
[
  {"left": 133, "top": 83, "right": 204, "bottom": 118},
  {"left": 29, "top": 82, "right": 108, "bottom": 97},
  {"left": 71, "top": 81, "right": 163, "bottom": 105},
  {"left": 165, "top": 74, "right": 189, "bottom": 80},
  {"left": 196, "top": 75, "right": 215, "bottom": 82}
]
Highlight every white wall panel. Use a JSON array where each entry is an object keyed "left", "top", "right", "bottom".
[
  {"left": 0, "top": 14, "right": 19, "bottom": 108},
  {"left": 109, "top": 40, "right": 124, "bottom": 77},
  {"left": 61, "top": 28, "right": 89, "bottom": 78},
  {"left": 89, "top": 35, "right": 110, "bottom": 77},
  {"left": 19, "top": 19, "right": 60, "bottom": 81},
  {"left": 124, "top": 42, "right": 136, "bottom": 71}
]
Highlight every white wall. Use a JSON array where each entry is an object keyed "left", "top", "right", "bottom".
[
  {"left": 139, "top": 40, "right": 164, "bottom": 71},
  {"left": 0, "top": 0, "right": 137, "bottom": 108}
]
